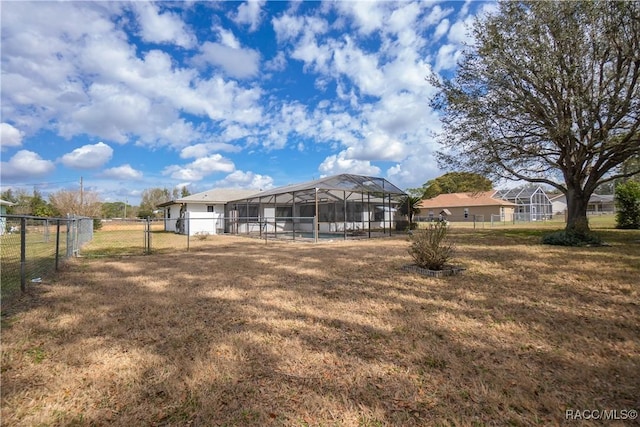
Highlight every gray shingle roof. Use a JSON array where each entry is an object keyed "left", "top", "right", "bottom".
[{"left": 157, "top": 189, "right": 260, "bottom": 207}]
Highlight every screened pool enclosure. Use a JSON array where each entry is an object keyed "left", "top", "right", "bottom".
[
  {"left": 225, "top": 174, "right": 407, "bottom": 241},
  {"left": 494, "top": 186, "right": 553, "bottom": 221}
]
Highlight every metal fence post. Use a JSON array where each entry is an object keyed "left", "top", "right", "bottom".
[
  {"left": 20, "top": 217, "right": 26, "bottom": 292},
  {"left": 55, "top": 219, "right": 61, "bottom": 271},
  {"left": 66, "top": 216, "right": 73, "bottom": 257},
  {"left": 144, "top": 216, "right": 151, "bottom": 255}
]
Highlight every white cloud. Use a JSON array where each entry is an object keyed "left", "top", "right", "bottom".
[
  {"left": 134, "top": 2, "right": 196, "bottom": 48},
  {"left": 433, "top": 18, "right": 450, "bottom": 41},
  {"left": 1, "top": 2, "right": 264, "bottom": 150},
  {"left": 193, "top": 41, "right": 260, "bottom": 79},
  {"left": 447, "top": 16, "right": 474, "bottom": 45},
  {"left": 290, "top": 34, "right": 333, "bottom": 75},
  {"left": 434, "top": 43, "right": 462, "bottom": 71},
  {"left": 387, "top": 2, "right": 421, "bottom": 34},
  {"left": 423, "top": 5, "right": 454, "bottom": 27},
  {"left": 0, "top": 150, "right": 55, "bottom": 180},
  {"left": 101, "top": 164, "right": 143, "bottom": 180},
  {"left": 0, "top": 1, "right": 478, "bottom": 199},
  {"left": 265, "top": 51, "right": 287, "bottom": 72},
  {"left": 215, "top": 170, "right": 273, "bottom": 189},
  {"left": 180, "top": 142, "right": 241, "bottom": 159},
  {"left": 318, "top": 152, "right": 380, "bottom": 177},
  {"left": 64, "top": 85, "right": 156, "bottom": 143},
  {"left": 345, "top": 134, "right": 406, "bottom": 162},
  {"left": 458, "top": 0, "right": 473, "bottom": 18},
  {"left": 0, "top": 123, "right": 24, "bottom": 148},
  {"left": 332, "top": 38, "right": 385, "bottom": 97},
  {"left": 230, "top": 0, "right": 266, "bottom": 32},
  {"left": 272, "top": 14, "right": 329, "bottom": 43},
  {"left": 333, "top": 1, "right": 385, "bottom": 36},
  {"left": 59, "top": 142, "right": 113, "bottom": 169},
  {"left": 216, "top": 27, "right": 241, "bottom": 49},
  {"left": 387, "top": 151, "right": 442, "bottom": 190},
  {"left": 162, "top": 154, "right": 235, "bottom": 181}
]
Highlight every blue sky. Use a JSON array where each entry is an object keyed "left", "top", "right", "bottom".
[{"left": 1, "top": 0, "right": 494, "bottom": 205}]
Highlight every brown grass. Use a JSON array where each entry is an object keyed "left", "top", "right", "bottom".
[{"left": 1, "top": 229, "right": 639, "bottom": 426}]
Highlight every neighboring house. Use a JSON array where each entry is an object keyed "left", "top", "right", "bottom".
[
  {"left": 494, "top": 186, "right": 553, "bottom": 221},
  {"left": 0, "top": 199, "right": 15, "bottom": 235},
  {"left": 157, "top": 189, "right": 260, "bottom": 236},
  {"left": 549, "top": 194, "right": 567, "bottom": 216},
  {"left": 550, "top": 193, "right": 615, "bottom": 216},
  {"left": 418, "top": 191, "right": 516, "bottom": 222}
]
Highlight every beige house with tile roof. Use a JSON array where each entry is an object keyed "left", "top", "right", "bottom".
[{"left": 418, "top": 191, "right": 516, "bottom": 222}]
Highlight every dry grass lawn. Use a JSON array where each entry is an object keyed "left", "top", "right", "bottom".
[{"left": 1, "top": 229, "right": 639, "bottom": 426}]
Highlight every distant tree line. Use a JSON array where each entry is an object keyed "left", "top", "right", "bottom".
[{"left": 1, "top": 186, "right": 190, "bottom": 219}]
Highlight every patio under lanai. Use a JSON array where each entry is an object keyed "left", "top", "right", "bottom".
[{"left": 225, "top": 174, "right": 407, "bottom": 241}]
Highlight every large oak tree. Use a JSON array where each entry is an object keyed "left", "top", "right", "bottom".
[
  {"left": 419, "top": 172, "right": 493, "bottom": 199},
  {"left": 430, "top": 1, "right": 640, "bottom": 234}
]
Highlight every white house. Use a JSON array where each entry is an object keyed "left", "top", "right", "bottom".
[
  {"left": 157, "top": 189, "right": 260, "bottom": 236},
  {"left": 157, "top": 174, "right": 407, "bottom": 240},
  {"left": 550, "top": 193, "right": 616, "bottom": 216},
  {"left": 0, "top": 199, "right": 15, "bottom": 235}
]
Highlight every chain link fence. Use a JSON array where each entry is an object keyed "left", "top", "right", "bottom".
[
  {"left": 1, "top": 215, "right": 93, "bottom": 299},
  {"left": 167, "top": 215, "right": 397, "bottom": 242},
  {"left": 414, "top": 214, "right": 487, "bottom": 229},
  {"left": 2, "top": 213, "right": 402, "bottom": 302}
]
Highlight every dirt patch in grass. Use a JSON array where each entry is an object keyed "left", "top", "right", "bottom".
[{"left": 1, "top": 230, "right": 639, "bottom": 426}]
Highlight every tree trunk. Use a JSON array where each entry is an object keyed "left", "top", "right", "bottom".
[{"left": 565, "top": 188, "right": 590, "bottom": 236}]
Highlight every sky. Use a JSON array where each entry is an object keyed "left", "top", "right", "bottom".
[{"left": 1, "top": 0, "right": 495, "bottom": 205}]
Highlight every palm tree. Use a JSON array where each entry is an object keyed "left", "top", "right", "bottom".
[{"left": 398, "top": 195, "right": 422, "bottom": 227}]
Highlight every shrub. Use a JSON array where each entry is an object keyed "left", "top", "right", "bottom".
[
  {"left": 396, "top": 220, "right": 409, "bottom": 231},
  {"left": 194, "top": 231, "right": 209, "bottom": 241},
  {"left": 93, "top": 218, "right": 103, "bottom": 231},
  {"left": 615, "top": 181, "right": 640, "bottom": 229},
  {"left": 542, "top": 230, "right": 602, "bottom": 246},
  {"left": 408, "top": 222, "right": 455, "bottom": 270}
]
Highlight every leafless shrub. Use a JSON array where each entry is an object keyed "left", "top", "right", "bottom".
[{"left": 408, "top": 222, "right": 455, "bottom": 270}]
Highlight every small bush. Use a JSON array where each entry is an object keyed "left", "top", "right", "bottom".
[
  {"left": 542, "top": 230, "right": 602, "bottom": 246},
  {"left": 396, "top": 220, "right": 409, "bottom": 231},
  {"left": 408, "top": 222, "right": 455, "bottom": 270},
  {"left": 93, "top": 218, "right": 103, "bottom": 231},
  {"left": 194, "top": 231, "right": 209, "bottom": 241},
  {"left": 615, "top": 181, "right": 640, "bottom": 229}
]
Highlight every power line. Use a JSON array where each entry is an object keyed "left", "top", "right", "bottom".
[{"left": 0, "top": 179, "right": 79, "bottom": 188}]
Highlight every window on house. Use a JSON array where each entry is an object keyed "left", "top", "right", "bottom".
[
  {"left": 374, "top": 207, "right": 385, "bottom": 221},
  {"left": 237, "top": 205, "right": 259, "bottom": 220},
  {"left": 207, "top": 205, "right": 214, "bottom": 213},
  {"left": 299, "top": 204, "right": 315, "bottom": 218},
  {"left": 464, "top": 208, "right": 469, "bottom": 219},
  {"left": 276, "top": 206, "right": 293, "bottom": 218},
  {"left": 346, "top": 202, "right": 362, "bottom": 221}
]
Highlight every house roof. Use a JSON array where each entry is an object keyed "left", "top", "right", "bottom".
[
  {"left": 494, "top": 186, "right": 550, "bottom": 200},
  {"left": 228, "top": 173, "right": 406, "bottom": 204},
  {"left": 0, "top": 199, "right": 15, "bottom": 207},
  {"left": 419, "top": 191, "right": 516, "bottom": 209},
  {"left": 549, "top": 193, "right": 614, "bottom": 204},
  {"left": 157, "top": 188, "right": 260, "bottom": 207},
  {"left": 245, "top": 174, "right": 406, "bottom": 198}
]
